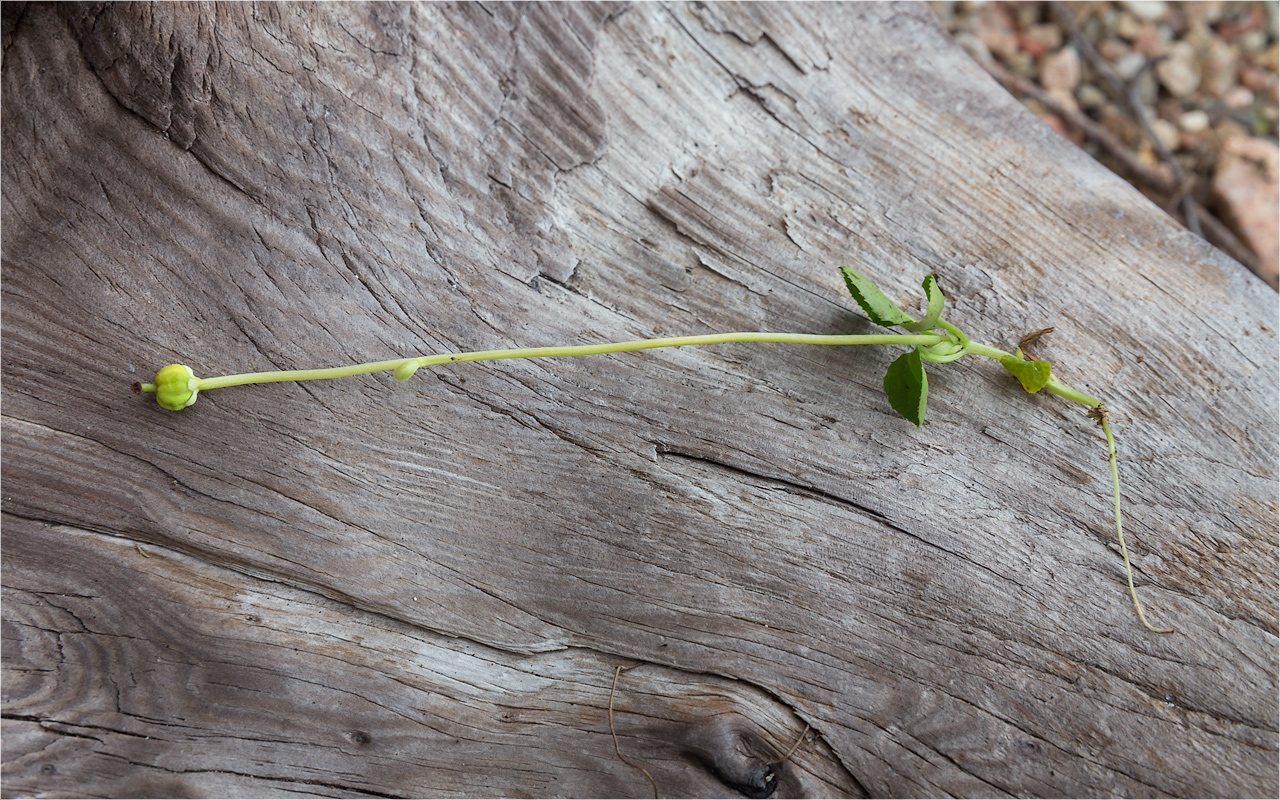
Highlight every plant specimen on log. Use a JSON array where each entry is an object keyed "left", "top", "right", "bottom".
[{"left": 138, "top": 268, "right": 1173, "bottom": 633}]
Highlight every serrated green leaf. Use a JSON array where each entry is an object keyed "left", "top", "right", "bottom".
[
  {"left": 883, "top": 349, "right": 928, "bottom": 426},
  {"left": 841, "top": 266, "right": 916, "bottom": 329},
  {"left": 903, "top": 275, "right": 945, "bottom": 332},
  {"left": 1000, "top": 348, "right": 1053, "bottom": 393}
]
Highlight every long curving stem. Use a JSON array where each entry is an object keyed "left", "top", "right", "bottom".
[{"left": 140, "top": 331, "right": 950, "bottom": 392}]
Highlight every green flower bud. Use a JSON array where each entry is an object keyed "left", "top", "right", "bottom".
[{"left": 153, "top": 364, "right": 200, "bottom": 410}]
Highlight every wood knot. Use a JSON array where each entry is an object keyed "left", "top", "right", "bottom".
[
  {"left": 345, "top": 730, "right": 373, "bottom": 746},
  {"left": 679, "top": 716, "right": 779, "bottom": 798}
]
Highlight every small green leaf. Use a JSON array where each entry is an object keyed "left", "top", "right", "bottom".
[
  {"left": 883, "top": 349, "right": 928, "bottom": 426},
  {"left": 841, "top": 266, "right": 916, "bottom": 328},
  {"left": 903, "top": 275, "right": 945, "bottom": 332},
  {"left": 1000, "top": 348, "right": 1053, "bottom": 393}
]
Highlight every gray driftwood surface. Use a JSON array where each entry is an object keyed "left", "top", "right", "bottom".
[{"left": 3, "top": 2, "right": 1277, "bottom": 797}]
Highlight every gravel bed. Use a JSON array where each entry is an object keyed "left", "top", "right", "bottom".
[{"left": 930, "top": 0, "right": 1279, "bottom": 289}]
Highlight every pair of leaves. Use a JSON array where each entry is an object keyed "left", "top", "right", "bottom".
[
  {"left": 841, "top": 267, "right": 945, "bottom": 333},
  {"left": 841, "top": 266, "right": 1056, "bottom": 426},
  {"left": 841, "top": 266, "right": 945, "bottom": 427}
]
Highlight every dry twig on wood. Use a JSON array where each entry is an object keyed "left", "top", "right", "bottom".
[{"left": 610, "top": 665, "right": 660, "bottom": 799}]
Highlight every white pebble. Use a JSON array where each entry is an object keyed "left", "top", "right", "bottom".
[
  {"left": 1121, "top": 1, "right": 1169, "bottom": 22},
  {"left": 1180, "top": 109, "right": 1210, "bottom": 133}
]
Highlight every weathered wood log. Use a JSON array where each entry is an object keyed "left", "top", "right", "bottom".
[{"left": 3, "top": 2, "right": 1276, "bottom": 797}]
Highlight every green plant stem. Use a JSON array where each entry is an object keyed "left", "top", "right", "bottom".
[
  {"left": 1044, "top": 379, "right": 1101, "bottom": 408},
  {"left": 138, "top": 330, "right": 1107, "bottom": 418},
  {"left": 938, "top": 319, "right": 971, "bottom": 347},
  {"left": 962, "top": 341, "right": 1014, "bottom": 361},
  {"left": 959, "top": 341, "right": 1102, "bottom": 407},
  {"left": 959, "top": 340, "right": 1171, "bottom": 633},
  {"left": 140, "top": 331, "right": 951, "bottom": 392}
]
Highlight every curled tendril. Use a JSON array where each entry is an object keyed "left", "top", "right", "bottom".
[{"left": 918, "top": 341, "right": 967, "bottom": 364}]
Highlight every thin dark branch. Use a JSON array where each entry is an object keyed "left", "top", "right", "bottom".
[{"left": 982, "top": 60, "right": 1176, "bottom": 193}]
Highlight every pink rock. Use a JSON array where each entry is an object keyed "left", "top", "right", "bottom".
[
  {"left": 1199, "top": 39, "right": 1240, "bottom": 98},
  {"left": 1156, "top": 41, "right": 1200, "bottom": 97},
  {"left": 1222, "top": 85, "right": 1255, "bottom": 109},
  {"left": 977, "top": 3, "right": 1020, "bottom": 61},
  {"left": 1018, "top": 24, "right": 1062, "bottom": 59},
  {"left": 1131, "top": 25, "right": 1167, "bottom": 58},
  {"left": 1041, "top": 47, "right": 1082, "bottom": 92},
  {"left": 1212, "top": 136, "right": 1280, "bottom": 288}
]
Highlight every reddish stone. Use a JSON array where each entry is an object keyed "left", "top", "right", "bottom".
[
  {"left": 1041, "top": 47, "right": 1082, "bottom": 92},
  {"left": 1212, "top": 136, "right": 1280, "bottom": 287}
]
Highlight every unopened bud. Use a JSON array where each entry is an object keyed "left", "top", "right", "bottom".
[{"left": 153, "top": 364, "right": 200, "bottom": 410}]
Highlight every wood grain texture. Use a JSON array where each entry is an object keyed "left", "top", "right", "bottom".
[{"left": 3, "top": 2, "right": 1276, "bottom": 797}]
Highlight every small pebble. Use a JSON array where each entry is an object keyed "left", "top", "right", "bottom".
[
  {"left": 1181, "top": 22, "right": 1217, "bottom": 52},
  {"left": 1004, "top": 50, "right": 1036, "bottom": 78},
  {"left": 1200, "top": 39, "right": 1240, "bottom": 98},
  {"left": 1156, "top": 41, "right": 1200, "bottom": 97},
  {"left": 1222, "top": 85, "right": 1256, "bottom": 109},
  {"left": 1179, "top": 109, "right": 1210, "bottom": 133},
  {"left": 1121, "top": 0, "right": 1169, "bottom": 22},
  {"left": 1240, "top": 64, "right": 1278, "bottom": 95},
  {"left": 1114, "top": 51, "right": 1149, "bottom": 80},
  {"left": 953, "top": 31, "right": 993, "bottom": 66},
  {"left": 1047, "top": 87, "right": 1080, "bottom": 114},
  {"left": 1100, "top": 103, "right": 1142, "bottom": 145},
  {"left": 1239, "top": 30, "right": 1269, "bottom": 57},
  {"left": 1132, "top": 68, "right": 1160, "bottom": 106},
  {"left": 1041, "top": 47, "right": 1082, "bottom": 92},
  {"left": 1116, "top": 11, "right": 1145, "bottom": 40},
  {"left": 1019, "top": 23, "right": 1063, "bottom": 57},
  {"left": 1012, "top": 3, "right": 1040, "bottom": 30},
  {"left": 1213, "top": 117, "right": 1252, "bottom": 142},
  {"left": 977, "top": 3, "right": 1020, "bottom": 61},
  {"left": 1077, "top": 83, "right": 1108, "bottom": 110},
  {"left": 1182, "top": 1, "right": 1226, "bottom": 27},
  {"left": 1097, "top": 38, "right": 1131, "bottom": 61},
  {"left": 1131, "top": 25, "right": 1168, "bottom": 58},
  {"left": 1260, "top": 44, "right": 1279, "bottom": 74},
  {"left": 1150, "top": 118, "right": 1181, "bottom": 151}
]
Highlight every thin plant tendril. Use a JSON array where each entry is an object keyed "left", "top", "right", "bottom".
[{"left": 1092, "top": 406, "right": 1176, "bottom": 634}]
